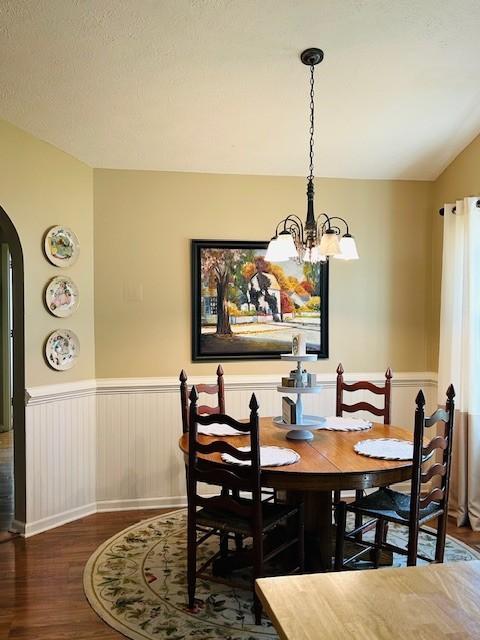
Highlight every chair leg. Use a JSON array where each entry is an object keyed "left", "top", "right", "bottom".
[
  {"left": 407, "top": 521, "right": 419, "bottom": 567},
  {"left": 298, "top": 503, "right": 305, "bottom": 573},
  {"left": 333, "top": 490, "right": 341, "bottom": 524},
  {"left": 383, "top": 522, "right": 389, "bottom": 543},
  {"left": 334, "top": 501, "right": 347, "bottom": 571},
  {"left": 373, "top": 518, "right": 385, "bottom": 569},
  {"left": 234, "top": 533, "right": 243, "bottom": 551},
  {"left": 354, "top": 490, "right": 363, "bottom": 542},
  {"left": 254, "top": 594, "right": 263, "bottom": 626},
  {"left": 435, "top": 511, "right": 448, "bottom": 563},
  {"left": 187, "top": 516, "right": 197, "bottom": 610},
  {"left": 220, "top": 532, "right": 228, "bottom": 559},
  {"left": 253, "top": 529, "right": 264, "bottom": 625}
]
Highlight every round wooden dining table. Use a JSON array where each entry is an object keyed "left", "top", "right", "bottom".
[{"left": 179, "top": 417, "right": 415, "bottom": 571}]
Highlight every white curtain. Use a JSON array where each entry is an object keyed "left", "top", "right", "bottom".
[{"left": 438, "top": 196, "right": 480, "bottom": 530}]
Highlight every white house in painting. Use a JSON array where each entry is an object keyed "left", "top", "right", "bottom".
[{"left": 247, "top": 271, "right": 282, "bottom": 321}]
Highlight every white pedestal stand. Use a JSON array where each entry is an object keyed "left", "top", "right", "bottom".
[{"left": 274, "top": 354, "right": 324, "bottom": 441}]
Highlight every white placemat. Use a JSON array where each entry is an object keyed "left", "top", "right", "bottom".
[
  {"left": 197, "top": 423, "right": 245, "bottom": 436},
  {"left": 318, "top": 416, "right": 373, "bottom": 431},
  {"left": 221, "top": 446, "right": 300, "bottom": 467},
  {"left": 354, "top": 438, "right": 414, "bottom": 460}
]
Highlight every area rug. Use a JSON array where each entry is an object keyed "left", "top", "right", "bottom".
[{"left": 84, "top": 509, "right": 480, "bottom": 640}]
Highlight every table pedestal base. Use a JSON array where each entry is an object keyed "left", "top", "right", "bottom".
[
  {"left": 287, "top": 490, "right": 333, "bottom": 572},
  {"left": 287, "top": 490, "right": 394, "bottom": 572}
]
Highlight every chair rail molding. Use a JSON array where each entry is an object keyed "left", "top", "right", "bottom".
[
  {"left": 21, "top": 371, "right": 438, "bottom": 537},
  {"left": 26, "top": 371, "right": 438, "bottom": 403}
]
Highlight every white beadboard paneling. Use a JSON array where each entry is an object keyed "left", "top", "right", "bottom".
[
  {"left": 95, "top": 373, "right": 437, "bottom": 510},
  {"left": 96, "top": 391, "right": 186, "bottom": 504},
  {"left": 24, "top": 393, "right": 96, "bottom": 533},
  {"left": 24, "top": 372, "right": 437, "bottom": 533}
]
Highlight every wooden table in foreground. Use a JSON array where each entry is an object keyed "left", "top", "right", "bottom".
[
  {"left": 256, "top": 561, "right": 480, "bottom": 639},
  {"left": 179, "top": 417, "right": 414, "bottom": 570}
]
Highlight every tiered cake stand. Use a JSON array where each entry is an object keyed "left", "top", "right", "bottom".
[{"left": 273, "top": 354, "right": 324, "bottom": 441}]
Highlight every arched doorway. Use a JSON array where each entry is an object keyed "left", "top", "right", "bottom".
[{"left": 0, "top": 205, "right": 26, "bottom": 537}]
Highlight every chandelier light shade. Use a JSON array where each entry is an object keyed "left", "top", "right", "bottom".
[
  {"left": 266, "top": 48, "right": 359, "bottom": 264},
  {"left": 265, "top": 230, "right": 298, "bottom": 262},
  {"left": 319, "top": 229, "right": 341, "bottom": 257},
  {"left": 335, "top": 234, "right": 360, "bottom": 260}
]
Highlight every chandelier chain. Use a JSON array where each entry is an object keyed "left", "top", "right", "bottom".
[{"left": 308, "top": 63, "right": 315, "bottom": 181}]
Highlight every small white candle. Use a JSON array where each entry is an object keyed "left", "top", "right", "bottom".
[
  {"left": 292, "top": 333, "right": 306, "bottom": 355},
  {"left": 298, "top": 334, "right": 306, "bottom": 355}
]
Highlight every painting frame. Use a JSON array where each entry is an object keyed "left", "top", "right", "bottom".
[{"left": 191, "top": 239, "right": 329, "bottom": 362}]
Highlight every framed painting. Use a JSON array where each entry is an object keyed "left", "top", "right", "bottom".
[{"left": 191, "top": 240, "right": 329, "bottom": 361}]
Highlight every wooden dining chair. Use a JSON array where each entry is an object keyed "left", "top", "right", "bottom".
[
  {"left": 335, "top": 363, "right": 392, "bottom": 425},
  {"left": 187, "top": 387, "right": 304, "bottom": 624},
  {"left": 180, "top": 366, "right": 276, "bottom": 505},
  {"left": 335, "top": 384, "right": 455, "bottom": 569},
  {"left": 179, "top": 365, "right": 225, "bottom": 433},
  {"left": 334, "top": 363, "right": 392, "bottom": 538}
]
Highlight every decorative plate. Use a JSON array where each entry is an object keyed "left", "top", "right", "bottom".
[
  {"left": 44, "top": 226, "right": 80, "bottom": 267},
  {"left": 45, "top": 329, "right": 80, "bottom": 371},
  {"left": 354, "top": 438, "right": 414, "bottom": 460},
  {"left": 221, "top": 445, "right": 300, "bottom": 467},
  {"left": 45, "top": 276, "right": 79, "bottom": 317}
]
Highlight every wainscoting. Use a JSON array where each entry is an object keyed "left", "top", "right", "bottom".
[
  {"left": 24, "top": 383, "right": 96, "bottom": 536},
  {"left": 21, "top": 372, "right": 437, "bottom": 536}
]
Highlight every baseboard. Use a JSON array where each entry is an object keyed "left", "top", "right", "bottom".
[
  {"left": 19, "top": 481, "right": 415, "bottom": 537},
  {"left": 23, "top": 502, "right": 97, "bottom": 537},
  {"left": 96, "top": 496, "right": 188, "bottom": 512}
]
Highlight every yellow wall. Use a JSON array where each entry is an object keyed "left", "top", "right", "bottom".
[
  {"left": 0, "top": 119, "right": 95, "bottom": 386},
  {"left": 94, "top": 169, "right": 433, "bottom": 377},
  {"left": 428, "top": 133, "right": 480, "bottom": 369},
  {"left": 4, "top": 113, "right": 476, "bottom": 383}
]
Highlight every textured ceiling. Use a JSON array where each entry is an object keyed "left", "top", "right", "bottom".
[{"left": 1, "top": 0, "right": 480, "bottom": 179}]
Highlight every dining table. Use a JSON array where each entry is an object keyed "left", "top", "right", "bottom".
[
  {"left": 255, "top": 561, "right": 480, "bottom": 639},
  {"left": 179, "top": 416, "right": 415, "bottom": 571}
]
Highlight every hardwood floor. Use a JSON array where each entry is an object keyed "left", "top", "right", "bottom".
[
  {"left": 0, "top": 430, "right": 13, "bottom": 533},
  {"left": 0, "top": 508, "right": 479, "bottom": 639}
]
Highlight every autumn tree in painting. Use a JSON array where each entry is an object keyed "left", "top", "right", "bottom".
[
  {"left": 303, "top": 262, "right": 321, "bottom": 296},
  {"left": 230, "top": 249, "right": 256, "bottom": 308},
  {"left": 280, "top": 290, "right": 295, "bottom": 313},
  {"left": 201, "top": 249, "right": 243, "bottom": 335},
  {"left": 300, "top": 279, "right": 314, "bottom": 295}
]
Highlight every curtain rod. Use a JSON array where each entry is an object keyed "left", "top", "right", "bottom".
[{"left": 439, "top": 199, "right": 480, "bottom": 216}]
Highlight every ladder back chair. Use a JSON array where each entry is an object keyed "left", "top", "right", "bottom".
[
  {"left": 335, "top": 384, "right": 455, "bottom": 569},
  {"left": 180, "top": 366, "right": 235, "bottom": 508},
  {"left": 180, "top": 366, "right": 276, "bottom": 504},
  {"left": 179, "top": 365, "right": 225, "bottom": 433},
  {"left": 334, "top": 363, "right": 392, "bottom": 538},
  {"left": 187, "top": 387, "right": 304, "bottom": 624},
  {"left": 336, "top": 363, "right": 392, "bottom": 424}
]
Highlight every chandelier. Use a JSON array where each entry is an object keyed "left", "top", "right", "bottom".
[{"left": 266, "top": 48, "right": 359, "bottom": 264}]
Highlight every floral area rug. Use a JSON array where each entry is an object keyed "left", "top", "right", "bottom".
[{"left": 84, "top": 509, "right": 480, "bottom": 640}]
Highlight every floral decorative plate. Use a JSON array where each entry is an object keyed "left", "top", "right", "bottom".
[
  {"left": 44, "top": 226, "right": 80, "bottom": 267},
  {"left": 45, "top": 329, "right": 80, "bottom": 370},
  {"left": 45, "top": 276, "right": 79, "bottom": 317}
]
